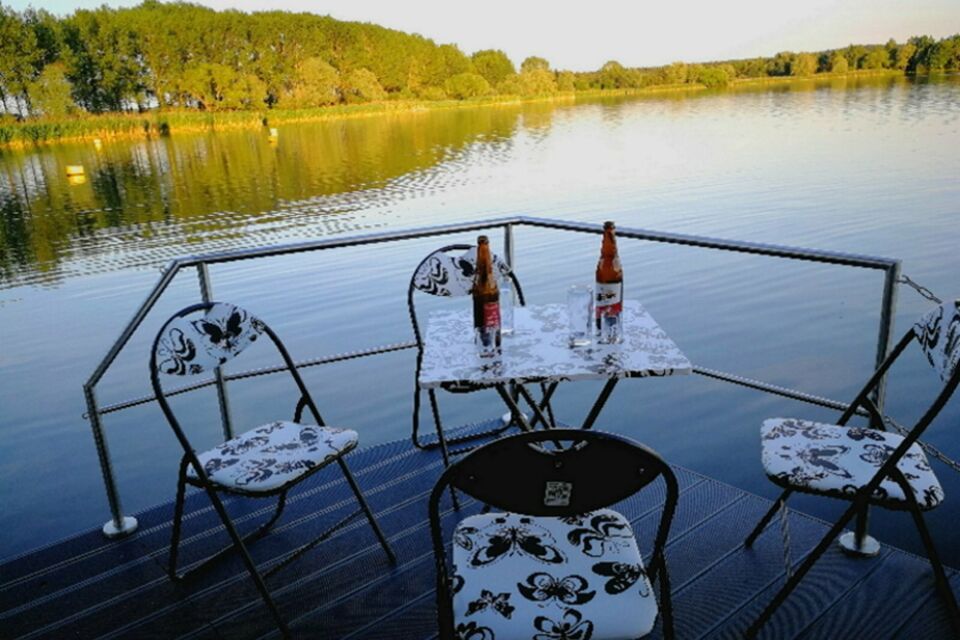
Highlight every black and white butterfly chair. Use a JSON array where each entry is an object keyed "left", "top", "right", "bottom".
[
  {"left": 744, "top": 300, "right": 960, "bottom": 638},
  {"left": 150, "top": 302, "right": 396, "bottom": 638},
  {"left": 429, "top": 429, "right": 678, "bottom": 640},
  {"left": 409, "top": 244, "right": 556, "bottom": 457}
]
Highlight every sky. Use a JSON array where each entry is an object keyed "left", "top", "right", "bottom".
[{"left": 14, "top": 0, "right": 960, "bottom": 71}]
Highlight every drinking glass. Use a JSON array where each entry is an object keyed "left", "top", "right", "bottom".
[
  {"left": 597, "top": 308, "right": 623, "bottom": 344},
  {"left": 500, "top": 280, "right": 514, "bottom": 335},
  {"left": 566, "top": 284, "right": 593, "bottom": 347}
]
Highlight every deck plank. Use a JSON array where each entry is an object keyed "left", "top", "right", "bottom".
[{"left": 1, "top": 420, "right": 956, "bottom": 640}]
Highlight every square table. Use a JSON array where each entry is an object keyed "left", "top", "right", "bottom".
[{"left": 418, "top": 300, "right": 692, "bottom": 431}]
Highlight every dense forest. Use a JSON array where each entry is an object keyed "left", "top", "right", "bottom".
[{"left": 1, "top": 1, "right": 959, "bottom": 120}]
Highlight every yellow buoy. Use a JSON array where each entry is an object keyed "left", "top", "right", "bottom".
[
  {"left": 67, "top": 174, "right": 87, "bottom": 186},
  {"left": 65, "top": 165, "right": 85, "bottom": 176},
  {"left": 268, "top": 127, "right": 279, "bottom": 138},
  {"left": 93, "top": 138, "right": 103, "bottom": 150}
]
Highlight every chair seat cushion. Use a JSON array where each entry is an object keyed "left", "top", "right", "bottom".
[
  {"left": 761, "top": 418, "right": 944, "bottom": 510},
  {"left": 187, "top": 421, "right": 357, "bottom": 493},
  {"left": 451, "top": 509, "right": 658, "bottom": 640}
]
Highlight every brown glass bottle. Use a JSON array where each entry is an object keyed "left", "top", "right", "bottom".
[
  {"left": 472, "top": 235, "right": 501, "bottom": 356},
  {"left": 595, "top": 221, "right": 623, "bottom": 341}
]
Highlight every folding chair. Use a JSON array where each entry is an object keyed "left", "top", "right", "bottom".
[
  {"left": 409, "top": 244, "right": 557, "bottom": 457},
  {"left": 150, "top": 301, "right": 396, "bottom": 638},
  {"left": 744, "top": 300, "right": 960, "bottom": 637},
  {"left": 429, "top": 429, "right": 678, "bottom": 639}
]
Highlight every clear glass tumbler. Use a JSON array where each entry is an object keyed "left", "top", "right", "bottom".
[{"left": 566, "top": 284, "right": 593, "bottom": 347}]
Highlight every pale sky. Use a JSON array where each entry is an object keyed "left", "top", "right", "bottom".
[{"left": 17, "top": 0, "right": 960, "bottom": 71}]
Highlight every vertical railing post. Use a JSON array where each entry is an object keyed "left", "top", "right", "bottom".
[
  {"left": 86, "top": 383, "right": 138, "bottom": 538},
  {"left": 872, "top": 260, "right": 902, "bottom": 425},
  {"left": 503, "top": 222, "right": 515, "bottom": 273},
  {"left": 197, "top": 263, "right": 235, "bottom": 441}
]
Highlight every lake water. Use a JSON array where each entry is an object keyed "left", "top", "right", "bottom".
[{"left": 1, "top": 75, "right": 959, "bottom": 565}]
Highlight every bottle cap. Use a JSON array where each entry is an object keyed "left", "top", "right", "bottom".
[
  {"left": 478, "top": 235, "right": 489, "bottom": 243},
  {"left": 603, "top": 221, "right": 615, "bottom": 229}
]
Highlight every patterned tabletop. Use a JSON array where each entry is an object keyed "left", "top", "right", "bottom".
[{"left": 418, "top": 301, "right": 693, "bottom": 389}]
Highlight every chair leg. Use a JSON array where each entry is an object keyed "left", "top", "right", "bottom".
[
  {"left": 337, "top": 457, "right": 397, "bottom": 565},
  {"left": 744, "top": 489, "right": 793, "bottom": 548},
  {"left": 168, "top": 455, "right": 190, "bottom": 580},
  {"left": 657, "top": 557, "right": 674, "bottom": 640},
  {"left": 746, "top": 498, "right": 862, "bottom": 639},
  {"left": 907, "top": 502, "right": 960, "bottom": 632},
  {"left": 201, "top": 484, "right": 291, "bottom": 638},
  {"left": 428, "top": 389, "right": 460, "bottom": 510}
]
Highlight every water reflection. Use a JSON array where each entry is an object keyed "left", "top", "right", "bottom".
[{"left": 0, "top": 104, "right": 543, "bottom": 288}]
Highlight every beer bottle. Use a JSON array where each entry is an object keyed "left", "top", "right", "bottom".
[
  {"left": 595, "top": 221, "right": 623, "bottom": 343},
  {"left": 472, "top": 235, "right": 501, "bottom": 357}
]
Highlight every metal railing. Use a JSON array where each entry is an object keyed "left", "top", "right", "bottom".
[{"left": 83, "top": 216, "right": 901, "bottom": 538}]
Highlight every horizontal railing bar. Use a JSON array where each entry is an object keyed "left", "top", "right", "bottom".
[
  {"left": 172, "top": 218, "right": 524, "bottom": 268},
  {"left": 519, "top": 217, "right": 899, "bottom": 271},
  {"left": 90, "top": 341, "right": 417, "bottom": 417},
  {"left": 85, "top": 259, "right": 183, "bottom": 391},
  {"left": 693, "top": 366, "right": 870, "bottom": 417}
]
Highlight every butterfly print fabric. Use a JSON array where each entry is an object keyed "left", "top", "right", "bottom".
[
  {"left": 914, "top": 300, "right": 960, "bottom": 382},
  {"left": 413, "top": 247, "right": 513, "bottom": 298},
  {"left": 450, "top": 509, "right": 659, "bottom": 639},
  {"left": 186, "top": 421, "right": 357, "bottom": 493},
  {"left": 156, "top": 302, "right": 265, "bottom": 376},
  {"left": 761, "top": 418, "right": 943, "bottom": 509}
]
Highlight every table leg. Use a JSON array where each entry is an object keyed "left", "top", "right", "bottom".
[
  {"left": 516, "top": 383, "right": 557, "bottom": 430},
  {"left": 496, "top": 384, "right": 534, "bottom": 432},
  {"left": 581, "top": 378, "right": 620, "bottom": 430}
]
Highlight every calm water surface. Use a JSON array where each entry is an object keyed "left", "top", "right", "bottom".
[{"left": 1, "top": 76, "right": 959, "bottom": 564}]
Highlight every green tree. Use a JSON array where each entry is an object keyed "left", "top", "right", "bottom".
[
  {"left": 444, "top": 72, "right": 491, "bottom": 99},
  {"left": 791, "top": 53, "right": 817, "bottom": 76},
  {"left": 695, "top": 65, "right": 730, "bottom": 88},
  {"left": 829, "top": 53, "right": 849, "bottom": 73},
  {"left": 599, "top": 61, "right": 628, "bottom": 89},
  {"left": 471, "top": 49, "right": 514, "bottom": 86},
  {"left": 661, "top": 61, "right": 688, "bottom": 84},
  {"left": 520, "top": 56, "right": 550, "bottom": 73},
  {"left": 341, "top": 67, "right": 386, "bottom": 103},
  {"left": 893, "top": 42, "right": 917, "bottom": 70},
  {"left": 556, "top": 70, "right": 575, "bottom": 92},
  {"left": 767, "top": 52, "right": 795, "bottom": 76},
  {"left": 0, "top": 6, "right": 42, "bottom": 114},
  {"left": 284, "top": 57, "right": 340, "bottom": 107},
  {"left": 517, "top": 68, "right": 556, "bottom": 95},
  {"left": 862, "top": 48, "right": 890, "bottom": 69},
  {"left": 27, "top": 62, "right": 75, "bottom": 117}
]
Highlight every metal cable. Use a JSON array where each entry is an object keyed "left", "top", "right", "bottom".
[
  {"left": 882, "top": 415, "right": 960, "bottom": 474},
  {"left": 898, "top": 274, "right": 942, "bottom": 304}
]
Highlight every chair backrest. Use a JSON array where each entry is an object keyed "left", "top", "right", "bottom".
[
  {"left": 429, "top": 430, "right": 678, "bottom": 637},
  {"left": 914, "top": 299, "right": 960, "bottom": 384},
  {"left": 152, "top": 302, "right": 265, "bottom": 377},
  {"left": 149, "top": 302, "right": 326, "bottom": 467},
  {"left": 410, "top": 244, "right": 516, "bottom": 298}
]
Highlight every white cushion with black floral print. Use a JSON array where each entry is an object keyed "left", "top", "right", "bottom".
[
  {"left": 450, "top": 509, "right": 659, "bottom": 640},
  {"left": 187, "top": 421, "right": 358, "bottom": 493},
  {"left": 761, "top": 418, "right": 943, "bottom": 510}
]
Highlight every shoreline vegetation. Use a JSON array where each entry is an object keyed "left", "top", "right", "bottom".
[
  {"left": 0, "top": 2, "right": 957, "bottom": 148},
  {"left": 0, "top": 70, "right": 912, "bottom": 149}
]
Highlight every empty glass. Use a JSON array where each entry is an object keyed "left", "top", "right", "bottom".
[
  {"left": 500, "top": 280, "right": 514, "bottom": 335},
  {"left": 566, "top": 284, "right": 593, "bottom": 346}
]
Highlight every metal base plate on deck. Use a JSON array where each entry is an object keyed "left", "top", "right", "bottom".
[
  {"left": 102, "top": 516, "right": 138, "bottom": 539},
  {"left": 838, "top": 531, "right": 881, "bottom": 557}
]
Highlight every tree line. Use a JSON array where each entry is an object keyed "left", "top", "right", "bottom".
[{"left": 1, "top": 1, "right": 958, "bottom": 120}]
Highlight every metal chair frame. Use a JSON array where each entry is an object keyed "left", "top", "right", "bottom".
[
  {"left": 744, "top": 322, "right": 960, "bottom": 638},
  {"left": 150, "top": 302, "right": 396, "bottom": 638},
  {"left": 429, "top": 429, "right": 678, "bottom": 640},
  {"left": 408, "top": 244, "right": 556, "bottom": 462}
]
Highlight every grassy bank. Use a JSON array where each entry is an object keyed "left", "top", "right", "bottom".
[{"left": 0, "top": 70, "right": 909, "bottom": 149}]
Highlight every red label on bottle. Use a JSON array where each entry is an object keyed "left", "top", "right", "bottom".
[
  {"left": 595, "top": 283, "right": 623, "bottom": 318},
  {"left": 483, "top": 301, "right": 500, "bottom": 328}
]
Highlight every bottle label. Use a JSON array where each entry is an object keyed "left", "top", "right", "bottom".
[
  {"left": 595, "top": 282, "right": 622, "bottom": 317},
  {"left": 483, "top": 301, "right": 501, "bottom": 328}
]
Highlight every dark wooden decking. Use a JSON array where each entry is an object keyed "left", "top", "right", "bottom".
[{"left": 2, "top": 420, "right": 957, "bottom": 639}]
